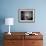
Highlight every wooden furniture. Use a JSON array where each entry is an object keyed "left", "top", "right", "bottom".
[{"left": 4, "top": 32, "right": 43, "bottom": 46}]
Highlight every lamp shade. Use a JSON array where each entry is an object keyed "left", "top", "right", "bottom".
[{"left": 5, "top": 18, "right": 14, "bottom": 25}]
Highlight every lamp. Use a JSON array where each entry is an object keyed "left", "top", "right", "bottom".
[{"left": 5, "top": 18, "right": 14, "bottom": 35}]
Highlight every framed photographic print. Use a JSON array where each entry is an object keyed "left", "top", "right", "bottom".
[{"left": 18, "top": 9, "right": 35, "bottom": 23}]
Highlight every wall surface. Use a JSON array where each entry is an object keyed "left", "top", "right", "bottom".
[
  {"left": 0, "top": 0, "right": 46, "bottom": 32},
  {"left": 0, "top": 0, "right": 46, "bottom": 46}
]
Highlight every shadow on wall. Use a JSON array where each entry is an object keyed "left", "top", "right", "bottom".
[
  {"left": 0, "top": 16, "right": 5, "bottom": 46},
  {"left": 0, "top": 15, "right": 5, "bottom": 32}
]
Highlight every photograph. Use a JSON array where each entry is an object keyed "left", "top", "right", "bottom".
[{"left": 18, "top": 9, "right": 35, "bottom": 23}]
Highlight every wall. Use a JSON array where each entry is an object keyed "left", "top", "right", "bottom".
[
  {"left": 0, "top": 0, "right": 46, "bottom": 32},
  {"left": 0, "top": 0, "right": 46, "bottom": 46}
]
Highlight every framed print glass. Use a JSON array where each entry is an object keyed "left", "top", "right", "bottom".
[{"left": 18, "top": 9, "right": 35, "bottom": 23}]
